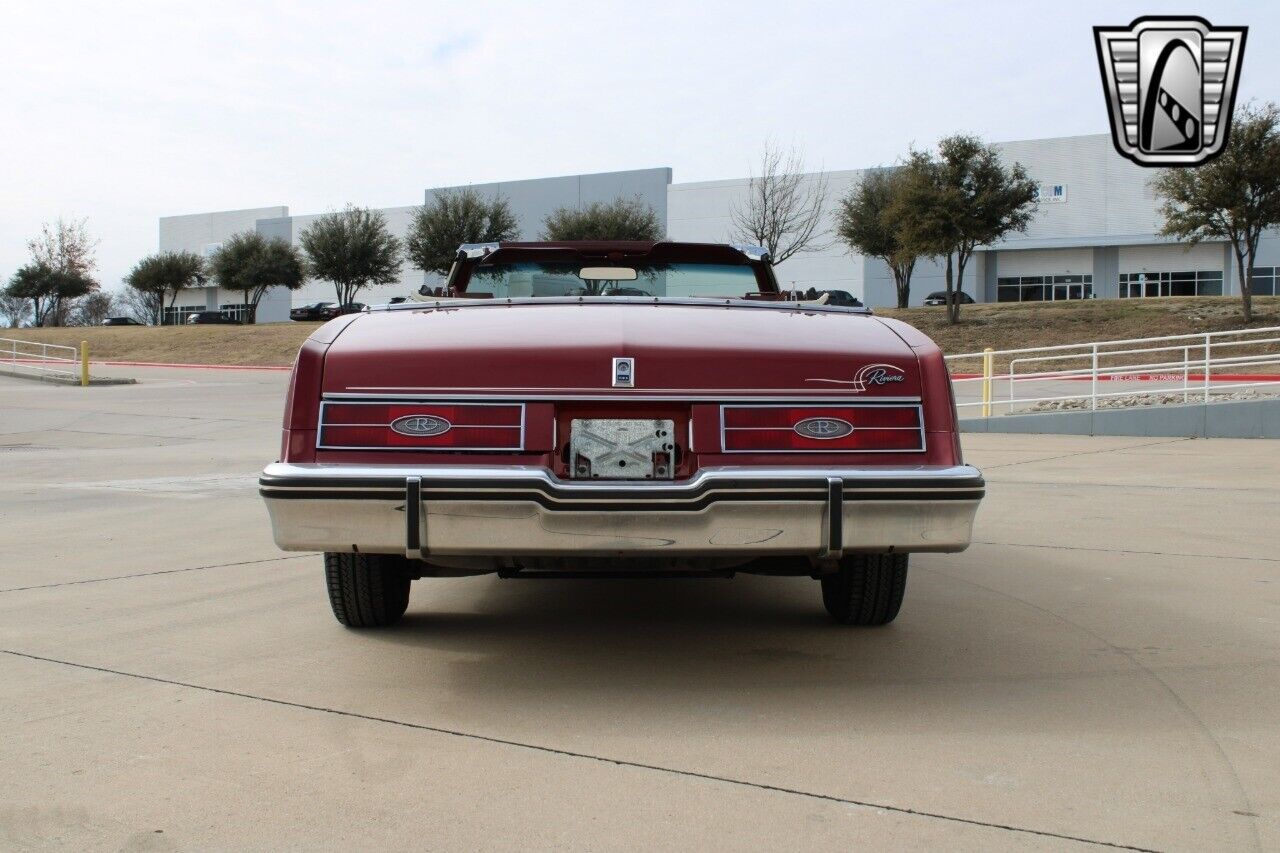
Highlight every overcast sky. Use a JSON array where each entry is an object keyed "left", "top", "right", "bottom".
[{"left": 2, "top": 1, "right": 1277, "bottom": 290}]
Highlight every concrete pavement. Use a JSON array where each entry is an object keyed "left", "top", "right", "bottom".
[{"left": 1, "top": 367, "right": 1278, "bottom": 851}]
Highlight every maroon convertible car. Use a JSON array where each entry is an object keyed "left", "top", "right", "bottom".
[{"left": 261, "top": 241, "right": 983, "bottom": 627}]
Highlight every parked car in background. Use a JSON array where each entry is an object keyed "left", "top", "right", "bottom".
[
  {"left": 261, "top": 241, "right": 984, "bottom": 630},
  {"left": 102, "top": 316, "right": 143, "bottom": 326},
  {"left": 922, "top": 291, "right": 975, "bottom": 306},
  {"left": 291, "top": 302, "right": 338, "bottom": 322},
  {"left": 778, "top": 288, "right": 863, "bottom": 307},
  {"left": 186, "top": 311, "right": 241, "bottom": 325},
  {"left": 323, "top": 302, "right": 367, "bottom": 319}
]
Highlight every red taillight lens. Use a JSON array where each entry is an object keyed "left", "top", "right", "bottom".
[
  {"left": 720, "top": 405, "right": 923, "bottom": 452},
  {"left": 318, "top": 402, "right": 523, "bottom": 450}
]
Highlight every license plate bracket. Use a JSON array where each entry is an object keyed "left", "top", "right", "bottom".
[{"left": 569, "top": 419, "right": 676, "bottom": 480}]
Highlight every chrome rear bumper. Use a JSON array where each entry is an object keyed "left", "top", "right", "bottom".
[{"left": 259, "top": 463, "right": 983, "bottom": 558}]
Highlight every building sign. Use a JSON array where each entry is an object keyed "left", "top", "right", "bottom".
[{"left": 1035, "top": 184, "right": 1068, "bottom": 204}]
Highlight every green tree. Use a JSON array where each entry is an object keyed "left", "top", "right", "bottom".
[
  {"left": 892, "top": 135, "right": 1038, "bottom": 323},
  {"left": 300, "top": 206, "right": 402, "bottom": 305},
  {"left": 406, "top": 188, "right": 520, "bottom": 277},
  {"left": 541, "top": 197, "right": 664, "bottom": 241},
  {"left": 835, "top": 168, "right": 917, "bottom": 308},
  {"left": 1153, "top": 102, "right": 1280, "bottom": 323},
  {"left": 124, "top": 251, "right": 208, "bottom": 325},
  {"left": 209, "top": 232, "right": 306, "bottom": 323},
  {"left": 4, "top": 262, "right": 96, "bottom": 327}
]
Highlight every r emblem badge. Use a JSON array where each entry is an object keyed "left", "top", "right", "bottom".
[
  {"left": 390, "top": 415, "right": 452, "bottom": 437},
  {"left": 612, "top": 357, "right": 635, "bottom": 388},
  {"left": 794, "top": 417, "right": 855, "bottom": 440}
]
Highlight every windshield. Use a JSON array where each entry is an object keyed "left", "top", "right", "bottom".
[{"left": 465, "top": 262, "right": 763, "bottom": 299}]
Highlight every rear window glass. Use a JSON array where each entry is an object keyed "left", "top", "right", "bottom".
[{"left": 465, "top": 262, "right": 760, "bottom": 298}]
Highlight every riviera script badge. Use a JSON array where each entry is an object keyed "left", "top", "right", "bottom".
[{"left": 805, "top": 363, "right": 907, "bottom": 393}]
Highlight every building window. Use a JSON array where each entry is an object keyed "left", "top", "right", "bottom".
[
  {"left": 1118, "top": 271, "right": 1223, "bottom": 297},
  {"left": 1250, "top": 267, "right": 1277, "bottom": 296},
  {"left": 996, "top": 274, "right": 1093, "bottom": 303},
  {"left": 220, "top": 303, "right": 251, "bottom": 322},
  {"left": 162, "top": 305, "right": 207, "bottom": 325}
]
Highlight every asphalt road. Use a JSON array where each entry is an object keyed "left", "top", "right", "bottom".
[{"left": 1, "top": 367, "right": 1277, "bottom": 851}]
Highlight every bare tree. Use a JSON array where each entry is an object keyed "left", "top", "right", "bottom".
[
  {"left": 69, "top": 291, "right": 116, "bottom": 326},
  {"left": 26, "top": 217, "right": 100, "bottom": 325},
  {"left": 0, "top": 292, "right": 32, "bottom": 328},
  {"left": 730, "top": 142, "right": 831, "bottom": 263},
  {"left": 117, "top": 286, "right": 156, "bottom": 325}
]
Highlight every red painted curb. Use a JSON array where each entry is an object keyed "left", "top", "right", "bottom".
[{"left": 952, "top": 372, "right": 1280, "bottom": 382}]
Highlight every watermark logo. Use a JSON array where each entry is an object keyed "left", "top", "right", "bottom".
[{"left": 1094, "top": 16, "right": 1246, "bottom": 167}]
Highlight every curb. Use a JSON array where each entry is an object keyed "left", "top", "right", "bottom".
[
  {"left": 0, "top": 366, "right": 137, "bottom": 386},
  {"left": 91, "top": 360, "right": 292, "bottom": 371}
]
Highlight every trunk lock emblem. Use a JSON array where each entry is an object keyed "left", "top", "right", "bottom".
[{"left": 612, "top": 357, "right": 635, "bottom": 388}]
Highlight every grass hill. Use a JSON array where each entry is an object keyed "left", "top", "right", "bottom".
[{"left": 9, "top": 296, "right": 1279, "bottom": 369}]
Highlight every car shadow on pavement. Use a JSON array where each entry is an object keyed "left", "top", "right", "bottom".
[{"left": 350, "top": 559, "right": 1158, "bottom": 732}]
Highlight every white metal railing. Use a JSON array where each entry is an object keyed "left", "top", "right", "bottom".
[
  {"left": 1, "top": 337, "right": 85, "bottom": 384},
  {"left": 946, "top": 326, "right": 1280, "bottom": 416}
]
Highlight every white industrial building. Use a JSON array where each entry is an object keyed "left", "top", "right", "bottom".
[{"left": 158, "top": 133, "right": 1280, "bottom": 323}]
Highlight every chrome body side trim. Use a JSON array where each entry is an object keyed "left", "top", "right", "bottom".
[
  {"left": 325, "top": 393, "right": 925, "bottom": 403},
  {"left": 368, "top": 295, "right": 873, "bottom": 316}
]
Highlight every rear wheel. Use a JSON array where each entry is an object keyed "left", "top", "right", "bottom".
[
  {"left": 324, "top": 552, "right": 412, "bottom": 628},
  {"left": 820, "top": 554, "right": 908, "bottom": 625}
]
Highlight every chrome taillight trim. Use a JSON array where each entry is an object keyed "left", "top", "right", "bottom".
[
  {"left": 316, "top": 400, "right": 526, "bottom": 452},
  {"left": 718, "top": 403, "right": 926, "bottom": 454}
]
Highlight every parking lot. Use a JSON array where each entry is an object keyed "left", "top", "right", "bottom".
[{"left": 2, "top": 367, "right": 1278, "bottom": 851}]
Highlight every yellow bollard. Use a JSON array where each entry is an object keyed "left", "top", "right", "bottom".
[
  {"left": 981, "top": 347, "right": 994, "bottom": 418},
  {"left": 80, "top": 341, "right": 89, "bottom": 387}
]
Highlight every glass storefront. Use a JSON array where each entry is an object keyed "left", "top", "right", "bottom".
[
  {"left": 161, "top": 305, "right": 208, "bottom": 325},
  {"left": 996, "top": 274, "right": 1093, "bottom": 303},
  {"left": 1118, "top": 271, "right": 1223, "bottom": 297}
]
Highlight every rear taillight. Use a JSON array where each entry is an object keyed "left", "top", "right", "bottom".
[
  {"left": 318, "top": 402, "right": 524, "bottom": 450},
  {"left": 720, "top": 405, "right": 924, "bottom": 452}
]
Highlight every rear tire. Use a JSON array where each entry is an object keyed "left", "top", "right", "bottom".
[
  {"left": 821, "top": 554, "right": 908, "bottom": 625},
  {"left": 324, "top": 552, "right": 412, "bottom": 628}
]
